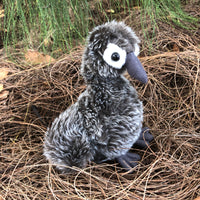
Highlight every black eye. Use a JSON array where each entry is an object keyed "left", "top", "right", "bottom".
[{"left": 111, "top": 52, "right": 120, "bottom": 61}]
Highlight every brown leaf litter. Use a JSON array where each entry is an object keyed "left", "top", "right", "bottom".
[{"left": 24, "top": 50, "right": 55, "bottom": 65}]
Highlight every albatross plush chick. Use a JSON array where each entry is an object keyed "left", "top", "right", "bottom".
[{"left": 44, "top": 21, "right": 153, "bottom": 173}]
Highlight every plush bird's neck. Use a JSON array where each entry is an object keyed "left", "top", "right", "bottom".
[{"left": 88, "top": 74, "right": 128, "bottom": 90}]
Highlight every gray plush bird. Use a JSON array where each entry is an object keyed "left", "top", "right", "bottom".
[{"left": 43, "top": 21, "right": 153, "bottom": 173}]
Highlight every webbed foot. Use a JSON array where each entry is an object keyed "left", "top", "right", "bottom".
[
  {"left": 133, "top": 127, "right": 154, "bottom": 149},
  {"left": 116, "top": 152, "right": 141, "bottom": 171}
]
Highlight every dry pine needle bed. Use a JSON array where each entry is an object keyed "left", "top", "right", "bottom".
[{"left": 0, "top": 24, "right": 200, "bottom": 199}]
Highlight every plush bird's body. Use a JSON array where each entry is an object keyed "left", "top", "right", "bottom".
[{"left": 44, "top": 21, "right": 153, "bottom": 173}]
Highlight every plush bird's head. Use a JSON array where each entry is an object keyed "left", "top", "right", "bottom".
[{"left": 81, "top": 21, "right": 148, "bottom": 84}]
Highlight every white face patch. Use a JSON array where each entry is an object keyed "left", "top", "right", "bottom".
[
  {"left": 103, "top": 43, "right": 126, "bottom": 69},
  {"left": 134, "top": 43, "right": 140, "bottom": 57}
]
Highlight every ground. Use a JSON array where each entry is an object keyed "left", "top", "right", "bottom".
[{"left": 0, "top": 2, "right": 200, "bottom": 200}]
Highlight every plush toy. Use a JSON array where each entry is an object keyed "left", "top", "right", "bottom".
[{"left": 44, "top": 21, "right": 153, "bottom": 173}]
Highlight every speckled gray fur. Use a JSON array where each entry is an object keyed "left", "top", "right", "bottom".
[{"left": 44, "top": 21, "right": 144, "bottom": 173}]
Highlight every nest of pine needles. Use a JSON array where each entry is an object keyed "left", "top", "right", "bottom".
[{"left": 0, "top": 18, "right": 200, "bottom": 200}]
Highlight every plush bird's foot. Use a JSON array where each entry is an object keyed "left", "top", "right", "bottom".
[
  {"left": 116, "top": 127, "right": 153, "bottom": 172},
  {"left": 133, "top": 127, "right": 154, "bottom": 149},
  {"left": 116, "top": 152, "right": 141, "bottom": 171}
]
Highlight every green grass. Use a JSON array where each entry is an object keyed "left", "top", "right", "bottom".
[
  {"left": 140, "top": 0, "right": 198, "bottom": 29},
  {"left": 3, "top": 0, "right": 92, "bottom": 56},
  {"left": 2, "top": 0, "right": 199, "bottom": 57},
  {"left": 139, "top": 0, "right": 199, "bottom": 50}
]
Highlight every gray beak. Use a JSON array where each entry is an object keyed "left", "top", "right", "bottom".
[{"left": 125, "top": 52, "right": 148, "bottom": 84}]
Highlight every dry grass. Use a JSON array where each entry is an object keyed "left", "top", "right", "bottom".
[{"left": 0, "top": 22, "right": 200, "bottom": 200}]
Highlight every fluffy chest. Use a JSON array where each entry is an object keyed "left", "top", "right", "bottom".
[
  {"left": 78, "top": 79, "right": 140, "bottom": 124},
  {"left": 92, "top": 80, "right": 139, "bottom": 115},
  {"left": 76, "top": 78, "right": 143, "bottom": 146}
]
